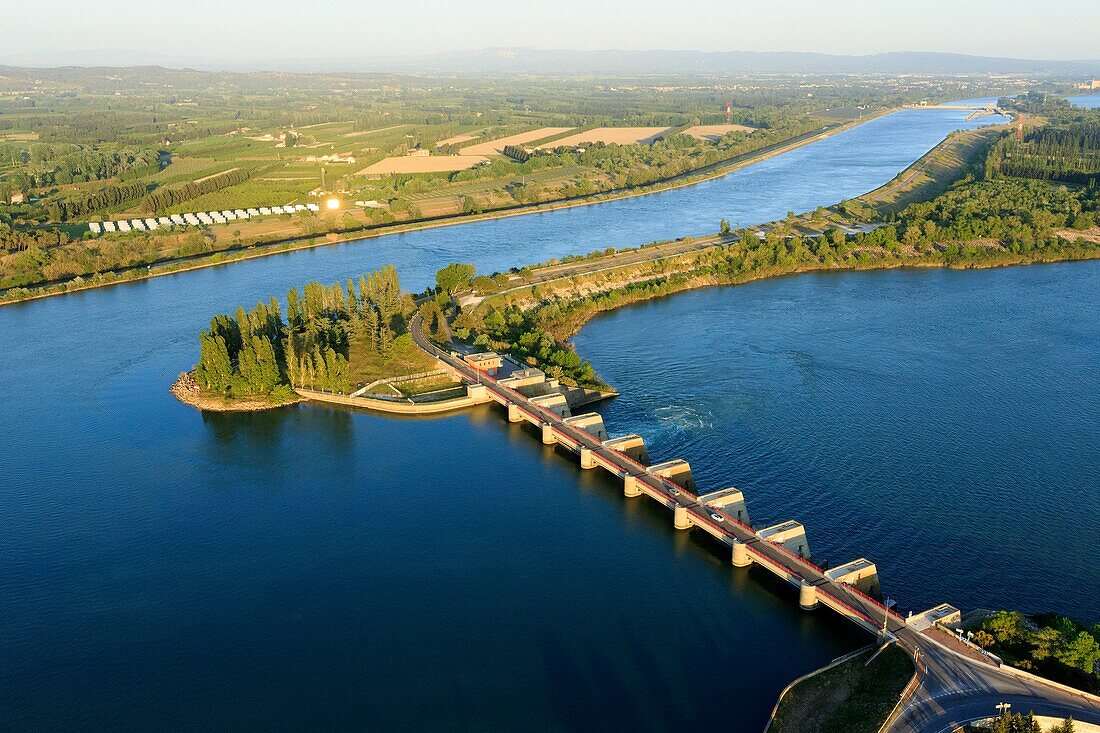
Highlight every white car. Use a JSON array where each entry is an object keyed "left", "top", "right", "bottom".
[{"left": 710, "top": 512, "right": 725, "bottom": 522}]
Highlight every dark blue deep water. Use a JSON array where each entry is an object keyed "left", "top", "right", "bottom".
[
  {"left": 3, "top": 102, "right": 1073, "bottom": 731},
  {"left": 574, "top": 263, "right": 1100, "bottom": 623}
]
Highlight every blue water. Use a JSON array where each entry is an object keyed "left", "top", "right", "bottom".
[
  {"left": 574, "top": 263, "right": 1100, "bottom": 621},
  {"left": 1067, "top": 94, "right": 1100, "bottom": 109},
  {"left": 0, "top": 103, "right": 1021, "bottom": 730}
]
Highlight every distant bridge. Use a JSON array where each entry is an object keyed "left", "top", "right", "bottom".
[{"left": 908, "top": 103, "right": 1009, "bottom": 121}]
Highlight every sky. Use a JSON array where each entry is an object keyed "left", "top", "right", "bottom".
[{"left": 3, "top": 0, "right": 1099, "bottom": 67}]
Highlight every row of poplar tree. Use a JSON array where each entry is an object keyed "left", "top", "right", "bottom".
[{"left": 194, "top": 265, "right": 411, "bottom": 397}]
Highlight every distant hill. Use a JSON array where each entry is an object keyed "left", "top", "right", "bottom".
[
  {"left": 3, "top": 48, "right": 1100, "bottom": 77},
  {"left": 351, "top": 49, "right": 1100, "bottom": 76}
]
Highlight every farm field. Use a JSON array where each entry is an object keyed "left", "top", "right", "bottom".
[
  {"left": 539, "top": 126, "right": 671, "bottom": 147},
  {"left": 355, "top": 155, "right": 490, "bottom": 176},
  {"left": 460, "top": 127, "right": 574, "bottom": 156},
  {"left": 682, "top": 123, "right": 756, "bottom": 140},
  {"left": 436, "top": 132, "right": 480, "bottom": 147},
  {"left": 402, "top": 165, "right": 588, "bottom": 202}
]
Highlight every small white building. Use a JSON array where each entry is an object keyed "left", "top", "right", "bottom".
[
  {"left": 258, "top": 207, "right": 271, "bottom": 215},
  {"left": 271, "top": 206, "right": 286, "bottom": 214},
  {"left": 118, "top": 220, "right": 132, "bottom": 232},
  {"left": 89, "top": 222, "right": 102, "bottom": 234},
  {"left": 246, "top": 208, "right": 260, "bottom": 217},
  {"left": 220, "top": 210, "right": 236, "bottom": 220},
  {"left": 103, "top": 221, "right": 117, "bottom": 232},
  {"left": 306, "top": 203, "right": 320, "bottom": 212},
  {"left": 132, "top": 220, "right": 147, "bottom": 231},
  {"left": 157, "top": 217, "right": 172, "bottom": 227},
  {"left": 197, "top": 213, "right": 213, "bottom": 225},
  {"left": 171, "top": 214, "right": 186, "bottom": 225},
  {"left": 233, "top": 209, "right": 248, "bottom": 219},
  {"left": 184, "top": 214, "right": 200, "bottom": 225}
]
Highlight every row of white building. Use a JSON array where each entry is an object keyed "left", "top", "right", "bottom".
[{"left": 88, "top": 203, "right": 321, "bottom": 235}]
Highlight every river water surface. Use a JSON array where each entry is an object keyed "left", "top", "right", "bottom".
[
  {"left": 574, "top": 263, "right": 1100, "bottom": 622},
  {"left": 3, "top": 101, "right": 1070, "bottom": 732}
]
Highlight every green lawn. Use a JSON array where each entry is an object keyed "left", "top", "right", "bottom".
[{"left": 347, "top": 333, "right": 440, "bottom": 387}]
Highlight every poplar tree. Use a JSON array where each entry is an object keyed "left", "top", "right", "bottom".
[{"left": 195, "top": 331, "right": 233, "bottom": 391}]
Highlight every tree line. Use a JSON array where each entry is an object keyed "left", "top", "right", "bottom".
[
  {"left": 988, "top": 122, "right": 1100, "bottom": 185},
  {"left": 0, "top": 222, "right": 71, "bottom": 254},
  {"left": 193, "top": 265, "right": 414, "bottom": 399},
  {"left": 501, "top": 144, "right": 531, "bottom": 162},
  {"left": 142, "top": 168, "right": 251, "bottom": 214},
  {"left": 45, "top": 181, "right": 148, "bottom": 221},
  {"left": 973, "top": 610, "right": 1100, "bottom": 694},
  {"left": 9, "top": 144, "right": 160, "bottom": 188}
]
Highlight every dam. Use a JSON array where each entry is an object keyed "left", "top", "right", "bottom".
[
  {"left": 411, "top": 318, "right": 909, "bottom": 640},
  {"left": 407, "top": 313, "right": 1100, "bottom": 731}
]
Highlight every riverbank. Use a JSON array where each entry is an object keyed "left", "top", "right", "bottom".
[
  {"left": 458, "top": 231, "right": 1100, "bottom": 390},
  {"left": 170, "top": 371, "right": 301, "bottom": 412},
  {"left": 0, "top": 109, "right": 894, "bottom": 308}
]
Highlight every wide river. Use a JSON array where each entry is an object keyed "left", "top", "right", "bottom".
[{"left": 5, "top": 99, "right": 1089, "bottom": 732}]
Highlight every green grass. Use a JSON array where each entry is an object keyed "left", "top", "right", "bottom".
[
  {"left": 402, "top": 166, "right": 589, "bottom": 202},
  {"left": 853, "top": 126, "right": 1006, "bottom": 216},
  {"left": 173, "top": 135, "right": 283, "bottom": 159},
  {"left": 347, "top": 333, "right": 440, "bottom": 386},
  {"left": 769, "top": 646, "right": 914, "bottom": 733}
]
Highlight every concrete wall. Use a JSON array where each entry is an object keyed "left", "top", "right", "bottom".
[
  {"left": 648, "top": 459, "right": 696, "bottom": 491},
  {"left": 499, "top": 368, "right": 555, "bottom": 397},
  {"left": 295, "top": 384, "right": 491, "bottom": 415},
  {"left": 826, "top": 558, "right": 880, "bottom": 599},
  {"left": 563, "top": 413, "right": 608, "bottom": 441},
  {"left": 529, "top": 392, "right": 571, "bottom": 418},
  {"left": 757, "top": 520, "right": 812, "bottom": 560},
  {"left": 700, "top": 487, "right": 750, "bottom": 526},
  {"left": 603, "top": 434, "right": 649, "bottom": 464}
]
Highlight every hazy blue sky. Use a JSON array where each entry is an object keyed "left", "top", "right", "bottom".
[{"left": 4, "top": 0, "right": 1099, "bottom": 65}]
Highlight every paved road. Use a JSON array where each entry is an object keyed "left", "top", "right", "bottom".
[
  {"left": 410, "top": 315, "right": 1100, "bottom": 732},
  {"left": 890, "top": 630, "right": 1100, "bottom": 732}
]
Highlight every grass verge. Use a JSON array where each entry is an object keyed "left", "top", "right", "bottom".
[{"left": 769, "top": 645, "right": 914, "bottom": 733}]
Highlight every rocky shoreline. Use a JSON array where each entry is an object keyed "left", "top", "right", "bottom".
[{"left": 170, "top": 372, "right": 301, "bottom": 413}]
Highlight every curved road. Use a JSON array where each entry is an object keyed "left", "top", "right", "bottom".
[{"left": 410, "top": 315, "right": 1100, "bottom": 732}]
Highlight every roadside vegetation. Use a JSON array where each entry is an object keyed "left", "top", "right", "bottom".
[
  {"left": 769, "top": 646, "right": 913, "bottom": 733},
  {"left": 958, "top": 711, "right": 1079, "bottom": 733},
  {"left": 969, "top": 611, "right": 1100, "bottom": 693}
]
